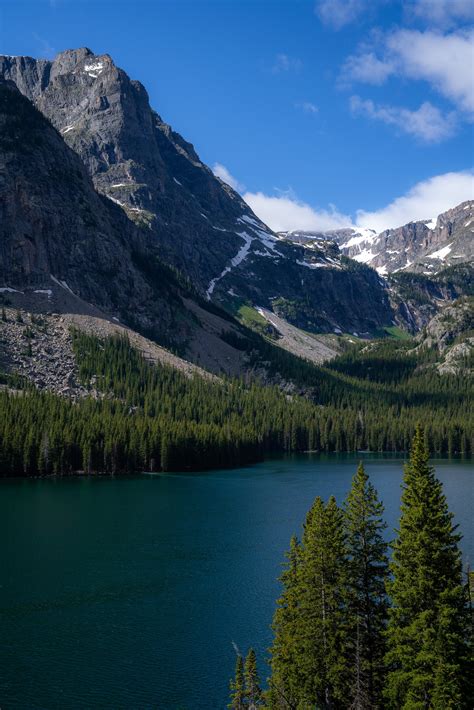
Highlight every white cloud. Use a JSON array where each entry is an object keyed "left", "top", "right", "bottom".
[
  {"left": 356, "top": 170, "right": 474, "bottom": 232},
  {"left": 244, "top": 172, "right": 473, "bottom": 235},
  {"left": 212, "top": 163, "right": 245, "bottom": 193},
  {"left": 315, "top": 0, "right": 369, "bottom": 29},
  {"left": 243, "top": 190, "right": 353, "bottom": 232},
  {"left": 342, "top": 29, "right": 474, "bottom": 116},
  {"left": 350, "top": 95, "right": 457, "bottom": 142},
  {"left": 405, "top": 0, "right": 474, "bottom": 28},
  {"left": 341, "top": 51, "right": 395, "bottom": 85},
  {"left": 271, "top": 53, "right": 303, "bottom": 74},
  {"left": 295, "top": 101, "right": 319, "bottom": 114},
  {"left": 386, "top": 28, "right": 474, "bottom": 115}
]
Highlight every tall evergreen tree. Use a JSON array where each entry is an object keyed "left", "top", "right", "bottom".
[
  {"left": 229, "top": 654, "right": 245, "bottom": 710},
  {"left": 244, "top": 648, "right": 262, "bottom": 709},
  {"left": 298, "top": 496, "right": 348, "bottom": 707},
  {"left": 344, "top": 463, "right": 389, "bottom": 709},
  {"left": 268, "top": 536, "right": 303, "bottom": 708},
  {"left": 385, "top": 426, "right": 472, "bottom": 708}
]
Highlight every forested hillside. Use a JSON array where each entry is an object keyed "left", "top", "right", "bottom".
[{"left": 0, "top": 330, "right": 472, "bottom": 477}]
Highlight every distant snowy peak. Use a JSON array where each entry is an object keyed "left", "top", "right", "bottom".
[
  {"left": 281, "top": 200, "right": 473, "bottom": 276},
  {"left": 367, "top": 200, "right": 474, "bottom": 276}
]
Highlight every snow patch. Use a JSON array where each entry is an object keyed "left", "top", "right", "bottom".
[
  {"left": 206, "top": 231, "right": 253, "bottom": 299},
  {"left": 425, "top": 218, "right": 437, "bottom": 230},
  {"left": 0, "top": 286, "right": 23, "bottom": 293},
  {"left": 238, "top": 215, "right": 261, "bottom": 229},
  {"left": 34, "top": 289, "right": 52, "bottom": 298},
  {"left": 237, "top": 215, "right": 282, "bottom": 255},
  {"left": 50, "top": 275, "right": 74, "bottom": 294},
  {"left": 255, "top": 307, "right": 281, "bottom": 332},
  {"left": 344, "top": 228, "right": 377, "bottom": 248},
  {"left": 429, "top": 242, "right": 453, "bottom": 260},
  {"left": 107, "top": 194, "right": 125, "bottom": 207},
  {"left": 84, "top": 61, "right": 104, "bottom": 78},
  {"left": 173, "top": 177, "right": 182, "bottom": 186},
  {"left": 376, "top": 265, "right": 388, "bottom": 276},
  {"left": 353, "top": 249, "right": 375, "bottom": 264},
  {"left": 297, "top": 260, "right": 328, "bottom": 269},
  {"left": 61, "top": 125, "right": 75, "bottom": 135}
]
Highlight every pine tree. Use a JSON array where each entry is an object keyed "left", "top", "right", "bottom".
[
  {"left": 344, "top": 462, "right": 389, "bottom": 709},
  {"left": 229, "top": 654, "right": 245, "bottom": 710},
  {"left": 297, "top": 496, "right": 348, "bottom": 707},
  {"left": 385, "top": 426, "right": 472, "bottom": 708},
  {"left": 268, "top": 536, "right": 303, "bottom": 709},
  {"left": 244, "top": 648, "right": 262, "bottom": 708}
]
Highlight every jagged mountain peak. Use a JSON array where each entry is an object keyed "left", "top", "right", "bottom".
[
  {"left": 0, "top": 48, "right": 394, "bottom": 335},
  {"left": 282, "top": 200, "right": 473, "bottom": 277}
]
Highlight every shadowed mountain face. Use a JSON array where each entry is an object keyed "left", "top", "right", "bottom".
[
  {"left": 0, "top": 48, "right": 269, "bottom": 288},
  {"left": 0, "top": 79, "right": 209, "bottom": 348},
  {"left": 0, "top": 48, "right": 394, "bottom": 335}
]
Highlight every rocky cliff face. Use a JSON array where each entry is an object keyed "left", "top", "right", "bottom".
[
  {"left": 0, "top": 80, "right": 339, "bottom": 379},
  {"left": 366, "top": 201, "right": 474, "bottom": 275},
  {"left": 0, "top": 48, "right": 393, "bottom": 335},
  {"left": 416, "top": 296, "right": 474, "bottom": 374},
  {"left": 282, "top": 201, "right": 473, "bottom": 276},
  {"left": 0, "top": 79, "right": 241, "bottom": 359},
  {"left": 0, "top": 48, "right": 249, "bottom": 287}
]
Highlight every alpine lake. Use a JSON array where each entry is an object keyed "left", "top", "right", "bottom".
[{"left": 0, "top": 453, "right": 472, "bottom": 709}]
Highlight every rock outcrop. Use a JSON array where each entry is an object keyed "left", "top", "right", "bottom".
[
  {"left": 282, "top": 202, "right": 474, "bottom": 276},
  {"left": 0, "top": 49, "right": 393, "bottom": 335},
  {"left": 0, "top": 79, "right": 185, "bottom": 343}
]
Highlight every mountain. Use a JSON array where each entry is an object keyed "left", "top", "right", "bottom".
[
  {"left": 281, "top": 201, "right": 474, "bottom": 276},
  {"left": 0, "top": 78, "right": 272, "bottom": 377},
  {"left": 0, "top": 79, "right": 161, "bottom": 325},
  {"left": 0, "top": 60, "right": 471, "bottom": 484},
  {"left": 417, "top": 295, "right": 473, "bottom": 375},
  {"left": 0, "top": 48, "right": 393, "bottom": 336}
]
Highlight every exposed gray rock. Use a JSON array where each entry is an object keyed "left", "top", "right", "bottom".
[
  {"left": 368, "top": 201, "right": 474, "bottom": 275},
  {"left": 0, "top": 79, "right": 187, "bottom": 346},
  {"left": 282, "top": 201, "right": 473, "bottom": 276},
  {"left": 0, "top": 49, "right": 394, "bottom": 335},
  {"left": 419, "top": 297, "right": 474, "bottom": 353}
]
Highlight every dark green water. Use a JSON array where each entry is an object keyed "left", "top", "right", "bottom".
[{"left": 0, "top": 454, "right": 472, "bottom": 709}]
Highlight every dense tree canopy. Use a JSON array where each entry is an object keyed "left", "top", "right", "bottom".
[
  {"left": 385, "top": 427, "right": 472, "bottom": 708},
  {"left": 261, "top": 435, "right": 472, "bottom": 708},
  {"left": 0, "top": 331, "right": 472, "bottom": 477}
]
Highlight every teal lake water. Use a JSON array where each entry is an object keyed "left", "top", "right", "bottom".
[{"left": 0, "top": 454, "right": 472, "bottom": 709}]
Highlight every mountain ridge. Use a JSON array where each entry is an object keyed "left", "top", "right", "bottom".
[
  {"left": 0, "top": 48, "right": 394, "bottom": 336},
  {"left": 0, "top": 48, "right": 472, "bottom": 382},
  {"left": 280, "top": 199, "right": 473, "bottom": 276}
]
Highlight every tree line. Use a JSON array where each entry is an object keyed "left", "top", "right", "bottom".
[
  {"left": 229, "top": 429, "right": 472, "bottom": 708},
  {"left": 0, "top": 332, "right": 472, "bottom": 477}
]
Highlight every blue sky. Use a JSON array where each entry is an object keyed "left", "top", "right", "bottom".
[{"left": 1, "top": 0, "right": 473, "bottom": 231}]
